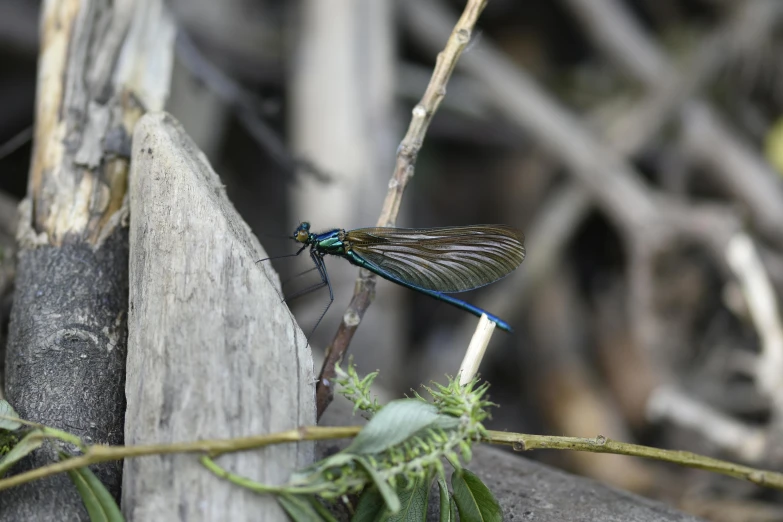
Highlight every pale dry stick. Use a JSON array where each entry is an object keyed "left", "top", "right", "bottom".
[
  {"left": 315, "top": 0, "right": 489, "bottom": 418},
  {"left": 726, "top": 234, "right": 783, "bottom": 413},
  {"left": 458, "top": 314, "right": 496, "bottom": 385}
]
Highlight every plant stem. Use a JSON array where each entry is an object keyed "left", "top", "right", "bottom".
[
  {"left": 486, "top": 431, "right": 783, "bottom": 489},
  {"left": 200, "top": 456, "right": 282, "bottom": 494},
  {"left": 0, "top": 426, "right": 359, "bottom": 492},
  {"left": 3, "top": 423, "right": 782, "bottom": 494}
]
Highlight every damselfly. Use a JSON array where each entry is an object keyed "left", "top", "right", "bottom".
[{"left": 280, "top": 222, "right": 525, "bottom": 332}]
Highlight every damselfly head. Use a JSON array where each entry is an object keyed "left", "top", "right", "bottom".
[{"left": 293, "top": 222, "right": 311, "bottom": 243}]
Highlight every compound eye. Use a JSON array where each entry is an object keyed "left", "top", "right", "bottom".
[{"left": 301, "top": 222, "right": 310, "bottom": 231}]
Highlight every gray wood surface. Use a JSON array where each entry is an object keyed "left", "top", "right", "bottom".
[{"left": 123, "top": 112, "right": 315, "bottom": 521}]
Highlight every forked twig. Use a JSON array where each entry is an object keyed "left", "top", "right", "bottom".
[{"left": 315, "top": 0, "right": 489, "bottom": 418}]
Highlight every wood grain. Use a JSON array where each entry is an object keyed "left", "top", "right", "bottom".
[{"left": 123, "top": 112, "right": 315, "bottom": 521}]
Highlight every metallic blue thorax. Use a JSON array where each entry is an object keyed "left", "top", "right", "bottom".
[{"left": 311, "top": 230, "right": 347, "bottom": 256}]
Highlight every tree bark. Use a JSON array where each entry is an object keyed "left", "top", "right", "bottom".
[{"left": 1, "top": 0, "right": 174, "bottom": 519}]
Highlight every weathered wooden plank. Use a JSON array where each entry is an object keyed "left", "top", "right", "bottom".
[{"left": 123, "top": 112, "right": 315, "bottom": 521}]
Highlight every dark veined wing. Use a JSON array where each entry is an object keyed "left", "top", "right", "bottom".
[{"left": 345, "top": 225, "right": 525, "bottom": 293}]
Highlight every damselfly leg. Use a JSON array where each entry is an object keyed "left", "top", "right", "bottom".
[
  {"left": 308, "top": 251, "right": 334, "bottom": 339},
  {"left": 280, "top": 265, "right": 319, "bottom": 288}
]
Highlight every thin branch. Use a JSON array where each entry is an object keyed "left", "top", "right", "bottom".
[
  {"left": 175, "top": 30, "right": 333, "bottom": 183},
  {"left": 0, "top": 125, "right": 33, "bottom": 162},
  {"left": 315, "top": 0, "right": 489, "bottom": 419},
  {"left": 646, "top": 384, "right": 768, "bottom": 462},
  {"left": 4, "top": 422, "right": 783, "bottom": 495},
  {"left": 0, "top": 426, "right": 361, "bottom": 492},
  {"left": 487, "top": 431, "right": 783, "bottom": 490}
]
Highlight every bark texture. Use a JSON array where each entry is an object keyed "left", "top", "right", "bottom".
[{"left": 1, "top": 0, "right": 174, "bottom": 519}]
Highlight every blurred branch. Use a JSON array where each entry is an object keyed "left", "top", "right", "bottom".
[
  {"left": 726, "top": 234, "right": 783, "bottom": 412},
  {"left": 563, "top": 0, "right": 783, "bottom": 247},
  {"left": 403, "top": 0, "right": 779, "bottom": 384},
  {"left": 408, "top": 0, "right": 763, "bottom": 375},
  {"left": 174, "top": 30, "right": 332, "bottom": 183},
  {"left": 563, "top": 0, "right": 672, "bottom": 85},
  {"left": 315, "top": 0, "right": 489, "bottom": 419},
  {"left": 560, "top": 0, "right": 783, "bottom": 453},
  {"left": 401, "top": 0, "right": 745, "bottom": 257},
  {"left": 422, "top": 182, "right": 591, "bottom": 379},
  {"left": 647, "top": 385, "right": 768, "bottom": 462},
  {"left": 681, "top": 104, "right": 783, "bottom": 247},
  {"left": 403, "top": 0, "right": 659, "bottom": 235},
  {"left": 0, "top": 126, "right": 33, "bottom": 162}
]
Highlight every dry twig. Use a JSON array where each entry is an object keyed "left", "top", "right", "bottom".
[{"left": 315, "top": 0, "right": 489, "bottom": 418}]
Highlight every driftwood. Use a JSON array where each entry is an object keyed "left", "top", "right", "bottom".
[
  {"left": 0, "top": 0, "right": 174, "bottom": 519},
  {"left": 123, "top": 112, "right": 315, "bottom": 521}
]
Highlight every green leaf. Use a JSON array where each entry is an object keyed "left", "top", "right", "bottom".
[
  {"left": 384, "top": 475, "right": 431, "bottom": 522},
  {"left": 355, "top": 456, "right": 400, "bottom": 514},
  {"left": 0, "top": 400, "right": 22, "bottom": 431},
  {"left": 353, "top": 487, "right": 386, "bottom": 522},
  {"left": 345, "top": 399, "right": 458, "bottom": 455},
  {"left": 65, "top": 462, "right": 124, "bottom": 522},
  {"left": 438, "top": 478, "right": 455, "bottom": 522},
  {"left": 278, "top": 493, "right": 327, "bottom": 522},
  {"left": 451, "top": 469, "right": 502, "bottom": 522},
  {"left": 0, "top": 430, "right": 43, "bottom": 476},
  {"left": 308, "top": 496, "right": 339, "bottom": 522}
]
